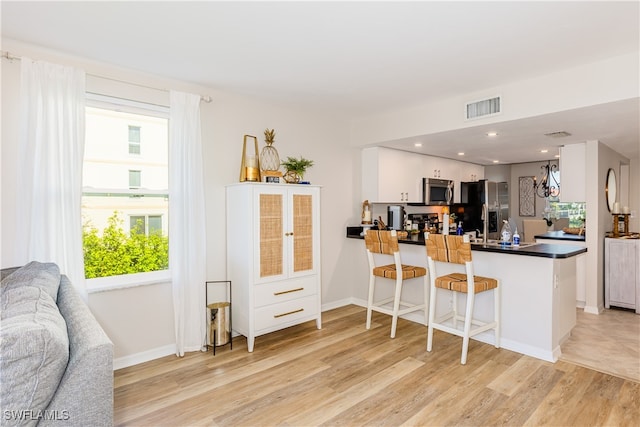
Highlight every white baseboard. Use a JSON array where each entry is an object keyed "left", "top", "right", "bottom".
[
  {"left": 113, "top": 344, "right": 175, "bottom": 370},
  {"left": 584, "top": 305, "right": 602, "bottom": 315},
  {"left": 321, "top": 297, "right": 357, "bottom": 312}
]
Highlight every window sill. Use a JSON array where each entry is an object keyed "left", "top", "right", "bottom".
[{"left": 86, "top": 270, "right": 171, "bottom": 293}]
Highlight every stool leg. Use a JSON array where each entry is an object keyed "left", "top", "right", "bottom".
[
  {"left": 366, "top": 274, "right": 375, "bottom": 330},
  {"left": 494, "top": 284, "right": 501, "bottom": 348},
  {"left": 423, "top": 276, "right": 429, "bottom": 327},
  {"left": 461, "top": 291, "right": 475, "bottom": 365},
  {"left": 452, "top": 291, "right": 458, "bottom": 328},
  {"left": 390, "top": 276, "right": 403, "bottom": 338},
  {"left": 427, "top": 280, "right": 437, "bottom": 352}
]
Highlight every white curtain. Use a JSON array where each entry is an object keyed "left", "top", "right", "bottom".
[
  {"left": 17, "top": 58, "right": 86, "bottom": 296},
  {"left": 169, "top": 91, "right": 207, "bottom": 356}
]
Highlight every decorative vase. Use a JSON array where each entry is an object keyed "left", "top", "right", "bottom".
[
  {"left": 283, "top": 170, "right": 301, "bottom": 184},
  {"left": 260, "top": 143, "right": 280, "bottom": 171},
  {"left": 260, "top": 128, "right": 280, "bottom": 172}
]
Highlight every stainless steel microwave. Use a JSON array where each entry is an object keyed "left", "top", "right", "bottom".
[{"left": 423, "top": 178, "right": 454, "bottom": 205}]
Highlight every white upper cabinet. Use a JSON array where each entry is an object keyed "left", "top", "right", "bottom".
[
  {"left": 362, "top": 147, "right": 485, "bottom": 204},
  {"left": 559, "top": 143, "right": 586, "bottom": 202},
  {"left": 362, "top": 147, "right": 422, "bottom": 203}
]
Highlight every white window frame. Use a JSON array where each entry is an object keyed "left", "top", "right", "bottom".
[
  {"left": 128, "top": 125, "right": 141, "bottom": 155},
  {"left": 129, "top": 169, "right": 142, "bottom": 189},
  {"left": 129, "top": 214, "right": 164, "bottom": 236},
  {"left": 84, "top": 93, "right": 171, "bottom": 293}
]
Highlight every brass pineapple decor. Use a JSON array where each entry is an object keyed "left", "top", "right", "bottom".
[{"left": 260, "top": 128, "right": 280, "bottom": 172}]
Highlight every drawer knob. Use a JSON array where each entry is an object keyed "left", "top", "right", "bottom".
[
  {"left": 274, "top": 287, "right": 304, "bottom": 296},
  {"left": 274, "top": 308, "right": 304, "bottom": 318}
]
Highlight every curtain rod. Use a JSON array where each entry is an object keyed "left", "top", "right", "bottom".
[{"left": 1, "top": 50, "right": 212, "bottom": 103}]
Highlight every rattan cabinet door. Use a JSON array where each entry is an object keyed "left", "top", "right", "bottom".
[
  {"left": 258, "top": 190, "right": 286, "bottom": 280},
  {"left": 256, "top": 186, "right": 319, "bottom": 281},
  {"left": 289, "top": 190, "right": 318, "bottom": 276}
]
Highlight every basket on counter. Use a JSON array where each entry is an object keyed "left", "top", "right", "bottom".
[{"left": 562, "top": 227, "right": 585, "bottom": 236}]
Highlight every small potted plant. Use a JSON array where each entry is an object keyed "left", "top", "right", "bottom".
[{"left": 281, "top": 156, "right": 314, "bottom": 183}]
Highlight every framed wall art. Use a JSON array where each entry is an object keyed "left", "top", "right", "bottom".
[{"left": 519, "top": 176, "right": 536, "bottom": 217}]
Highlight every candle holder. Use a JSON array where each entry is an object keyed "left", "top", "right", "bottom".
[
  {"left": 612, "top": 213, "right": 630, "bottom": 237},
  {"left": 239, "top": 135, "right": 261, "bottom": 182},
  {"left": 362, "top": 200, "right": 372, "bottom": 224}
]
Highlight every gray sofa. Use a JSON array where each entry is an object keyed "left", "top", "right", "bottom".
[{"left": 1, "top": 262, "right": 113, "bottom": 427}]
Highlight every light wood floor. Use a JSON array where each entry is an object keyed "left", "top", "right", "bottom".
[
  {"left": 114, "top": 305, "right": 640, "bottom": 426},
  {"left": 560, "top": 307, "right": 640, "bottom": 382}
]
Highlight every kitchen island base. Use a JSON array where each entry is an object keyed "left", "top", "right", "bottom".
[{"left": 345, "top": 234, "right": 581, "bottom": 362}]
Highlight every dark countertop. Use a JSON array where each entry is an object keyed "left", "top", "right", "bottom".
[
  {"left": 534, "top": 230, "right": 585, "bottom": 242},
  {"left": 347, "top": 226, "right": 587, "bottom": 259}
]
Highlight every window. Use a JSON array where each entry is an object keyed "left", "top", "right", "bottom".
[
  {"left": 128, "top": 125, "right": 141, "bottom": 154},
  {"left": 129, "top": 169, "right": 141, "bottom": 188},
  {"left": 129, "top": 214, "right": 163, "bottom": 236},
  {"left": 130, "top": 215, "right": 145, "bottom": 234},
  {"left": 83, "top": 96, "right": 169, "bottom": 282}
]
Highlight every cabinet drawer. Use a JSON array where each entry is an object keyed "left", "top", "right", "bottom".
[
  {"left": 254, "top": 295, "right": 319, "bottom": 331},
  {"left": 254, "top": 276, "right": 317, "bottom": 307}
]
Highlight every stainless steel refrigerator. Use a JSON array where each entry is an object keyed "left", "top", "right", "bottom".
[{"left": 458, "top": 180, "right": 509, "bottom": 240}]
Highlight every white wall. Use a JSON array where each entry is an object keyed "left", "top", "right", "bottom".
[
  {"left": 349, "top": 52, "right": 639, "bottom": 146},
  {"left": 484, "top": 164, "right": 511, "bottom": 183},
  {"left": 1, "top": 40, "right": 358, "bottom": 365}
]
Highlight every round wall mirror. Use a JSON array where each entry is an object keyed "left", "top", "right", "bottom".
[{"left": 606, "top": 168, "right": 617, "bottom": 212}]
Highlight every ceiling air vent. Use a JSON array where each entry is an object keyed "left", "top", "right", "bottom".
[
  {"left": 544, "top": 131, "right": 572, "bottom": 138},
  {"left": 466, "top": 96, "right": 501, "bottom": 120}
]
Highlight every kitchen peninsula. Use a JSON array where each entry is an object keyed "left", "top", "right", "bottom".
[{"left": 346, "top": 227, "right": 587, "bottom": 362}]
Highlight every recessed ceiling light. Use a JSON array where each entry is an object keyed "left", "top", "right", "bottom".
[
  {"left": 458, "top": 152, "right": 464, "bottom": 156},
  {"left": 555, "top": 154, "right": 560, "bottom": 158},
  {"left": 486, "top": 132, "right": 498, "bottom": 137},
  {"left": 493, "top": 160, "right": 499, "bottom": 163},
  {"left": 414, "top": 143, "right": 422, "bottom": 147},
  {"left": 540, "top": 149, "right": 548, "bottom": 153}
]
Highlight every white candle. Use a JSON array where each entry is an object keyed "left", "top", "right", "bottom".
[
  {"left": 442, "top": 214, "right": 449, "bottom": 235},
  {"left": 622, "top": 206, "right": 630, "bottom": 214},
  {"left": 363, "top": 210, "right": 371, "bottom": 223},
  {"left": 613, "top": 202, "right": 620, "bottom": 214}
]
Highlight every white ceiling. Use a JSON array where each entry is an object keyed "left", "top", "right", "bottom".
[{"left": 2, "top": 1, "right": 639, "bottom": 164}]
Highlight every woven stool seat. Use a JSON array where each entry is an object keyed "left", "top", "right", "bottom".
[
  {"left": 364, "top": 229, "right": 429, "bottom": 338},
  {"left": 373, "top": 264, "right": 427, "bottom": 280},
  {"left": 435, "top": 272, "right": 498, "bottom": 293}
]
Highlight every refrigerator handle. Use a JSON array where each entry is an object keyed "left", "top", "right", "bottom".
[{"left": 482, "top": 203, "right": 488, "bottom": 242}]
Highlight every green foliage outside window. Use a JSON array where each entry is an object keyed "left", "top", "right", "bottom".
[
  {"left": 83, "top": 211, "right": 169, "bottom": 279},
  {"left": 549, "top": 202, "right": 586, "bottom": 228}
]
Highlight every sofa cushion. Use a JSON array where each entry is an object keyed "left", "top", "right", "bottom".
[
  {"left": 1, "top": 261, "right": 61, "bottom": 302},
  {"left": 0, "top": 286, "right": 70, "bottom": 424}
]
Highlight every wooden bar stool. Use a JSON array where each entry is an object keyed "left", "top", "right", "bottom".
[
  {"left": 364, "top": 229, "right": 428, "bottom": 338},
  {"left": 424, "top": 233, "right": 500, "bottom": 364}
]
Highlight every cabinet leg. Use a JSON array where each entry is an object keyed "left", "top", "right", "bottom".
[
  {"left": 316, "top": 317, "right": 322, "bottom": 329},
  {"left": 247, "top": 336, "right": 255, "bottom": 352}
]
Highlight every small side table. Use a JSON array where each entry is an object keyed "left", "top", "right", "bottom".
[{"left": 205, "top": 281, "right": 232, "bottom": 355}]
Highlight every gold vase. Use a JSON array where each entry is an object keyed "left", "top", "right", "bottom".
[{"left": 260, "top": 142, "right": 280, "bottom": 172}]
